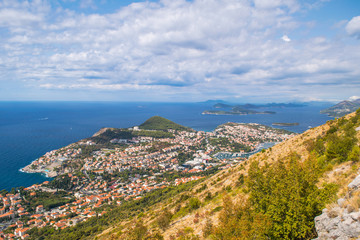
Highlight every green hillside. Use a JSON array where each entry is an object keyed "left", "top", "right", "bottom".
[{"left": 139, "top": 116, "right": 192, "bottom": 131}]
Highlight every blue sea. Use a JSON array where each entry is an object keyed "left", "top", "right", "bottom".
[{"left": 0, "top": 101, "right": 333, "bottom": 191}]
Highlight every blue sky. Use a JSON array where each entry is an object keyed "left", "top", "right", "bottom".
[{"left": 0, "top": 0, "right": 360, "bottom": 102}]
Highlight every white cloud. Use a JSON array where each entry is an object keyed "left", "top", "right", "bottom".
[
  {"left": 349, "top": 96, "right": 360, "bottom": 101},
  {"left": 0, "top": 8, "right": 42, "bottom": 27},
  {"left": 346, "top": 16, "right": 360, "bottom": 39},
  {"left": 281, "top": 34, "right": 291, "bottom": 42},
  {"left": 0, "top": 0, "right": 359, "bottom": 101}
]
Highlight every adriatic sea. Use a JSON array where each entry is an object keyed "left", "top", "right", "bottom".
[{"left": 0, "top": 101, "right": 333, "bottom": 191}]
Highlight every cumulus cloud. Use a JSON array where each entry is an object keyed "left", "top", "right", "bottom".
[
  {"left": 349, "top": 96, "right": 360, "bottom": 101},
  {"left": 346, "top": 16, "right": 360, "bottom": 39},
  {"left": 0, "top": 0, "right": 359, "bottom": 101},
  {"left": 281, "top": 34, "right": 291, "bottom": 42}
]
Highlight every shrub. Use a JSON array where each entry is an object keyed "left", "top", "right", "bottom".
[
  {"left": 156, "top": 208, "right": 172, "bottom": 230},
  {"left": 188, "top": 197, "right": 201, "bottom": 210}
]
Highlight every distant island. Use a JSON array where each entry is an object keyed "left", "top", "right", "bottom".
[
  {"left": 320, "top": 99, "right": 360, "bottom": 117},
  {"left": 272, "top": 122, "right": 299, "bottom": 126},
  {"left": 202, "top": 110, "right": 276, "bottom": 115},
  {"left": 202, "top": 101, "right": 305, "bottom": 116}
]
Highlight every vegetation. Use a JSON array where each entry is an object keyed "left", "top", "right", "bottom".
[
  {"left": 139, "top": 116, "right": 192, "bottom": 132},
  {"left": 211, "top": 195, "right": 270, "bottom": 239},
  {"left": 90, "top": 129, "right": 133, "bottom": 144},
  {"left": 156, "top": 208, "right": 172, "bottom": 230},
  {"left": 22, "top": 190, "right": 74, "bottom": 212},
  {"left": 133, "top": 130, "right": 174, "bottom": 138},
  {"left": 49, "top": 174, "right": 75, "bottom": 191},
  {"left": 247, "top": 154, "right": 338, "bottom": 239},
  {"left": 309, "top": 110, "right": 359, "bottom": 166}
]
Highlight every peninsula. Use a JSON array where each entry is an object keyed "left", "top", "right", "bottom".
[{"left": 320, "top": 99, "right": 360, "bottom": 117}]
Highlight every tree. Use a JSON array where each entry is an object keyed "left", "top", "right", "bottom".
[
  {"left": 157, "top": 208, "right": 172, "bottom": 230},
  {"left": 348, "top": 145, "right": 360, "bottom": 162},
  {"left": 247, "top": 153, "right": 338, "bottom": 239},
  {"left": 188, "top": 197, "right": 201, "bottom": 210},
  {"left": 212, "top": 195, "right": 270, "bottom": 239}
]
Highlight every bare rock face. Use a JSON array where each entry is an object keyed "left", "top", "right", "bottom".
[
  {"left": 314, "top": 208, "right": 360, "bottom": 239},
  {"left": 314, "top": 174, "right": 360, "bottom": 240},
  {"left": 348, "top": 174, "right": 360, "bottom": 190}
]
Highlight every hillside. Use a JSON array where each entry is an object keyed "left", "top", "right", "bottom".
[
  {"left": 139, "top": 116, "right": 193, "bottom": 132},
  {"left": 24, "top": 110, "right": 360, "bottom": 239},
  {"left": 96, "top": 109, "right": 360, "bottom": 240},
  {"left": 321, "top": 99, "right": 360, "bottom": 117}
]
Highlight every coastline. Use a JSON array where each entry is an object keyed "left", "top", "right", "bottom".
[
  {"left": 202, "top": 111, "right": 276, "bottom": 115},
  {"left": 272, "top": 122, "right": 300, "bottom": 127},
  {"left": 0, "top": 102, "right": 332, "bottom": 191},
  {"left": 20, "top": 161, "right": 57, "bottom": 178}
]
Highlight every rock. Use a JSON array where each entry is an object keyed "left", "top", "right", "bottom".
[
  {"left": 350, "top": 211, "right": 360, "bottom": 221},
  {"left": 348, "top": 174, "right": 360, "bottom": 190},
  {"left": 314, "top": 204, "right": 360, "bottom": 240},
  {"left": 315, "top": 173, "right": 360, "bottom": 239}
]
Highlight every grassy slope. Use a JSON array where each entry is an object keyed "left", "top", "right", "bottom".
[{"left": 97, "top": 111, "right": 360, "bottom": 240}]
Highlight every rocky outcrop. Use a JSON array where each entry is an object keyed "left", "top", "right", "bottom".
[
  {"left": 314, "top": 205, "right": 360, "bottom": 239},
  {"left": 348, "top": 174, "right": 360, "bottom": 190},
  {"left": 314, "top": 173, "right": 360, "bottom": 240}
]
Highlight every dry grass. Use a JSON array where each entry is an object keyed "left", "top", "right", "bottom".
[
  {"left": 97, "top": 112, "right": 360, "bottom": 239},
  {"left": 346, "top": 191, "right": 360, "bottom": 212},
  {"left": 326, "top": 203, "right": 342, "bottom": 218}
]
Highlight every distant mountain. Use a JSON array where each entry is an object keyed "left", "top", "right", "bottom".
[
  {"left": 320, "top": 99, "right": 360, "bottom": 117},
  {"left": 139, "top": 116, "right": 193, "bottom": 132},
  {"left": 262, "top": 102, "right": 306, "bottom": 108},
  {"left": 214, "top": 103, "right": 232, "bottom": 108},
  {"left": 201, "top": 99, "right": 227, "bottom": 104}
]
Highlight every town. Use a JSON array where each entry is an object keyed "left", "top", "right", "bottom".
[{"left": 0, "top": 118, "right": 296, "bottom": 239}]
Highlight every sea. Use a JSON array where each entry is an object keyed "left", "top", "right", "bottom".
[{"left": 0, "top": 101, "right": 333, "bottom": 191}]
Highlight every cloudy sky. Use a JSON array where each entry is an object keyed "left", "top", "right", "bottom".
[{"left": 0, "top": 0, "right": 359, "bottom": 102}]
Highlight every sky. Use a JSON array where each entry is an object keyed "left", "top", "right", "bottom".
[{"left": 0, "top": 0, "right": 360, "bottom": 102}]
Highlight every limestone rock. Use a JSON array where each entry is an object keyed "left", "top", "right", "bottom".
[
  {"left": 315, "top": 173, "right": 360, "bottom": 239},
  {"left": 348, "top": 174, "right": 360, "bottom": 190}
]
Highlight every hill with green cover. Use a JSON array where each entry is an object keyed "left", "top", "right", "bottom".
[{"left": 139, "top": 116, "right": 193, "bottom": 131}]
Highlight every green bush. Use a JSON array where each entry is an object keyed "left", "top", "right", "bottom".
[{"left": 188, "top": 197, "right": 201, "bottom": 210}]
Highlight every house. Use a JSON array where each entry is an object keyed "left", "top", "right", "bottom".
[{"left": 36, "top": 205, "right": 44, "bottom": 213}]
